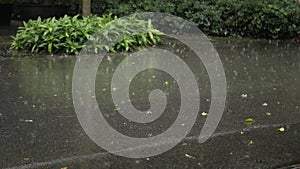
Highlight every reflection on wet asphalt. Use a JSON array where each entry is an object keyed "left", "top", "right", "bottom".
[{"left": 0, "top": 37, "right": 300, "bottom": 168}]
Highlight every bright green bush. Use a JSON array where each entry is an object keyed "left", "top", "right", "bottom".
[
  {"left": 92, "top": 0, "right": 300, "bottom": 39},
  {"left": 11, "top": 14, "right": 163, "bottom": 55},
  {"left": 83, "top": 15, "right": 163, "bottom": 53}
]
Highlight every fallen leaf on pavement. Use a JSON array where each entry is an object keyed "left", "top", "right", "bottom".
[
  {"left": 185, "top": 153, "right": 196, "bottom": 159},
  {"left": 278, "top": 127, "right": 285, "bottom": 132}
]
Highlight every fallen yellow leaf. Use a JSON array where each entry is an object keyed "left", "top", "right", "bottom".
[
  {"left": 23, "top": 157, "right": 30, "bottom": 161},
  {"left": 114, "top": 108, "right": 120, "bottom": 111},
  {"left": 278, "top": 127, "right": 285, "bottom": 132},
  {"left": 245, "top": 118, "right": 254, "bottom": 126},
  {"left": 201, "top": 112, "right": 208, "bottom": 117},
  {"left": 106, "top": 56, "right": 112, "bottom": 61},
  {"left": 185, "top": 153, "right": 195, "bottom": 159},
  {"left": 24, "top": 119, "right": 33, "bottom": 123},
  {"left": 245, "top": 118, "right": 254, "bottom": 122}
]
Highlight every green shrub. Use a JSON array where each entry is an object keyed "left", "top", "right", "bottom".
[
  {"left": 175, "top": 0, "right": 300, "bottom": 38},
  {"left": 85, "top": 16, "right": 163, "bottom": 53},
  {"left": 16, "top": 0, "right": 79, "bottom": 5},
  {"left": 92, "top": 0, "right": 179, "bottom": 17},
  {"left": 11, "top": 14, "right": 163, "bottom": 55},
  {"left": 91, "top": 0, "right": 300, "bottom": 39}
]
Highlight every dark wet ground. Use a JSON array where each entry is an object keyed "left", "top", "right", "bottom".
[{"left": 0, "top": 26, "right": 300, "bottom": 168}]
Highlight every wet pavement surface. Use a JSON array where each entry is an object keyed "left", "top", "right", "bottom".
[{"left": 0, "top": 31, "right": 300, "bottom": 168}]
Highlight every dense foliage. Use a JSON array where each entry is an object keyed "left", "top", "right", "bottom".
[
  {"left": 92, "top": 0, "right": 300, "bottom": 39},
  {"left": 4, "top": 0, "right": 79, "bottom": 5},
  {"left": 11, "top": 14, "right": 163, "bottom": 55},
  {"left": 9, "top": 0, "right": 300, "bottom": 55}
]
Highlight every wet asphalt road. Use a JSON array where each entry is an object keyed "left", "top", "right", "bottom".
[{"left": 0, "top": 30, "right": 300, "bottom": 168}]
